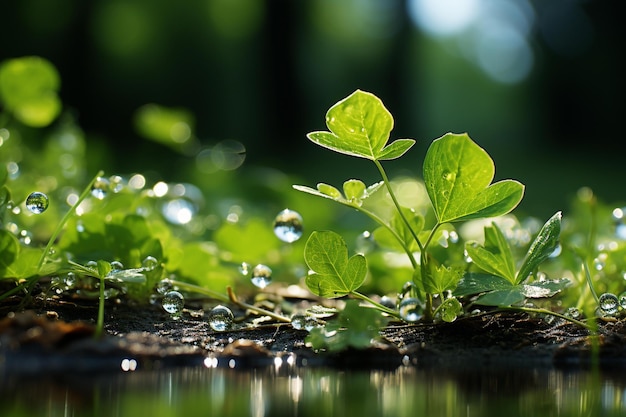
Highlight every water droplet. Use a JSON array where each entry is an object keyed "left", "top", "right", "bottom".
[
  {"left": 399, "top": 298, "right": 424, "bottom": 322},
  {"left": 355, "top": 230, "right": 376, "bottom": 254},
  {"left": 208, "top": 305, "right": 234, "bottom": 331},
  {"left": 91, "top": 176, "right": 110, "bottom": 200},
  {"left": 110, "top": 261, "right": 124, "bottom": 271},
  {"left": 64, "top": 272, "right": 76, "bottom": 289},
  {"left": 251, "top": 264, "right": 272, "bottom": 289},
  {"left": 273, "top": 209, "right": 303, "bottom": 243},
  {"left": 380, "top": 295, "right": 396, "bottom": 310},
  {"left": 156, "top": 279, "right": 173, "bottom": 294},
  {"left": 238, "top": 262, "right": 251, "bottom": 276},
  {"left": 25, "top": 192, "right": 49, "bottom": 214},
  {"left": 291, "top": 314, "right": 319, "bottom": 331},
  {"left": 442, "top": 171, "right": 456, "bottom": 182},
  {"left": 162, "top": 290, "right": 184, "bottom": 315},
  {"left": 599, "top": 292, "right": 619, "bottom": 315},
  {"left": 565, "top": 307, "right": 581, "bottom": 319},
  {"left": 620, "top": 292, "right": 626, "bottom": 309},
  {"left": 142, "top": 256, "right": 159, "bottom": 271},
  {"left": 397, "top": 281, "right": 417, "bottom": 307},
  {"left": 109, "top": 175, "right": 125, "bottom": 193}
]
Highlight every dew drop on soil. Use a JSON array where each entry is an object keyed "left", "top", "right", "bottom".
[
  {"left": 251, "top": 264, "right": 272, "bottom": 289},
  {"left": 142, "top": 256, "right": 159, "bottom": 271},
  {"left": 162, "top": 290, "right": 184, "bottom": 315},
  {"left": 620, "top": 292, "right": 626, "bottom": 309},
  {"left": 599, "top": 292, "right": 619, "bottom": 315},
  {"left": 208, "top": 305, "right": 234, "bottom": 331},
  {"left": 273, "top": 209, "right": 303, "bottom": 243},
  {"left": 25, "top": 192, "right": 49, "bottom": 214},
  {"left": 397, "top": 281, "right": 417, "bottom": 307},
  {"left": 291, "top": 314, "right": 319, "bottom": 331},
  {"left": 398, "top": 298, "right": 423, "bottom": 322},
  {"left": 565, "top": 307, "right": 582, "bottom": 319},
  {"left": 156, "top": 279, "right": 173, "bottom": 294},
  {"left": 91, "top": 177, "right": 110, "bottom": 200}
]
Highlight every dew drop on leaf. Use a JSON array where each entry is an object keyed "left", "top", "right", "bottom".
[
  {"left": 208, "top": 305, "right": 234, "bottom": 331},
  {"left": 142, "top": 256, "right": 159, "bottom": 271},
  {"left": 109, "top": 175, "right": 125, "bottom": 193},
  {"left": 273, "top": 209, "right": 303, "bottom": 243},
  {"left": 25, "top": 191, "right": 49, "bottom": 214},
  {"left": 251, "top": 264, "right": 272, "bottom": 289},
  {"left": 398, "top": 298, "right": 424, "bottom": 322},
  {"left": 238, "top": 262, "right": 251, "bottom": 276},
  {"left": 110, "top": 261, "right": 124, "bottom": 271},
  {"left": 91, "top": 176, "right": 110, "bottom": 200},
  {"left": 599, "top": 292, "right": 619, "bottom": 315},
  {"left": 162, "top": 290, "right": 184, "bottom": 315}
]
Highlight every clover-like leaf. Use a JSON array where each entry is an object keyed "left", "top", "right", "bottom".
[
  {"left": 304, "top": 231, "right": 367, "bottom": 298},
  {"left": 515, "top": 211, "right": 561, "bottom": 284},
  {"left": 423, "top": 133, "right": 524, "bottom": 224},
  {"left": 423, "top": 262, "right": 464, "bottom": 295},
  {"left": 306, "top": 90, "right": 415, "bottom": 161}
]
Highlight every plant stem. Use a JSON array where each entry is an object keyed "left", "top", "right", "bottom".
[
  {"left": 351, "top": 291, "right": 402, "bottom": 320},
  {"left": 95, "top": 276, "right": 105, "bottom": 338},
  {"left": 168, "top": 279, "right": 231, "bottom": 303},
  {"left": 356, "top": 206, "right": 419, "bottom": 269},
  {"left": 502, "top": 305, "right": 595, "bottom": 332},
  {"left": 37, "top": 170, "right": 105, "bottom": 272},
  {"left": 582, "top": 261, "right": 600, "bottom": 304},
  {"left": 227, "top": 286, "right": 292, "bottom": 323},
  {"left": 373, "top": 160, "right": 424, "bottom": 253}
]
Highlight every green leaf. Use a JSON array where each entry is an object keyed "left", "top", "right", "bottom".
[
  {"left": 343, "top": 179, "right": 366, "bottom": 203},
  {"left": 305, "top": 300, "right": 389, "bottom": 352},
  {"left": 134, "top": 103, "right": 195, "bottom": 149},
  {"left": 437, "top": 297, "right": 463, "bottom": 323},
  {"left": 304, "top": 231, "right": 367, "bottom": 298},
  {"left": 306, "top": 90, "right": 415, "bottom": 161},
  {"left": 214, "top": 218, "right": 279, "bottom": 263},
  {"left": 0, "top": 56, "right": 61, "bottom": 127},
  {"left": 423, "top": 133, "right": 525, "bottom": 223},
  {"left": 465, "top": 223, "right": 516, "bottom": 283},
  {"left": 520, "top": 279, "right": 570, "bottom": 298},
  {"left": 423, "top": 262, "right": 464, "bottom": 294},
  {"left": 454, "top": 273, "right": 514, "bottom": 297},
  {"left": 0, "top": 230, "right": 19, "bottom": 278},
  {"left": 515, "top": 211, "right": 562, "bottom": 284},
  {"left": 475, "top": 287, "right": 526, "bottom": 306},
  {"left": 97, "top": 260, "right": 112, "bottom": 279}
]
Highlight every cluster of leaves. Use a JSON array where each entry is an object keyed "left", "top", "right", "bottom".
[
  {"left": 294, "top": 90, "right": 580, "bottom": 347},
  {"left": 4, "top": 56, "right": 626, "bottom": 354}
]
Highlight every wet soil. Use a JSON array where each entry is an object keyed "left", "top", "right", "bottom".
[{"left": 2, "top": 291, "right": 626, "bottom": 374}]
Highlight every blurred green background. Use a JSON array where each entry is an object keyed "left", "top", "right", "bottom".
[{"left": 1, "top": 0, "right": 624, "bottom": 218}]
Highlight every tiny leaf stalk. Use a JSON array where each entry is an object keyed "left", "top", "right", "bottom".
[
  {"left": 37, "top": 170, "right": 105, "bottom": 272},
  {"left": 373, "top": 159, "right": 424, "bottom": 254}
]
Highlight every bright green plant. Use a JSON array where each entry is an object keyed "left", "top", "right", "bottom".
[{"left": 295, "top": 89, "right": 571, "bottom": 325}]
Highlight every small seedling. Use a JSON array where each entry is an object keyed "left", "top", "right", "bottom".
[{"left": 295, "top": 89, "right": 571, "bottom": 327}]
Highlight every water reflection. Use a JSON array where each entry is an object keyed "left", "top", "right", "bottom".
[{"left": 2, "top": 365, "right": 626, "bottom": 416}]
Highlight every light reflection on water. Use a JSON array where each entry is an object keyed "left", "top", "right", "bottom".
[{"left": 2, "top": 365, "right": 626, "bottom": 417}]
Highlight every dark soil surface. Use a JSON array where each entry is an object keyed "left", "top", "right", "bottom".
[{"left": 2, "top": 291, "right": 626, "bottom": 374}]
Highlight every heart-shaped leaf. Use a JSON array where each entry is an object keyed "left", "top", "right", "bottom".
[
  {"left": 423, "top": 133, "right": 524, "bottom": 224},
  {"left": 304, "top": 231, "right": 367, "bottom": 298},
  {"left": 306, "top": 90, "right": 415, "bottom": 161}
]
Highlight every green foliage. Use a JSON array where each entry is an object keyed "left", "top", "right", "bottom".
[
  {"left": 306, "top": 300, "right": 389, "bottom": 352},
  {"left": 0, "top": 56, "right": 61, "bottom": 127},
  {"left": 423, "top": 133, "right": 525, "bottom": 223},
  {"left": 304, "top": 230, "right": 367, "bottom": 298},
  {"left": 296, "top": 89, "right": 569, "bottom": 328}
]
